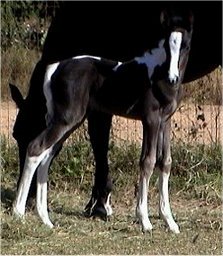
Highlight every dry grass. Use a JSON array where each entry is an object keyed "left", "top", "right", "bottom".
[
  {"left": 1, "top": 139, "right": 222, "bottom": 255},
  {"left": 1, "top": 188, "right": 222, "bottom": 255},
  {"left": 1, "top": 46, "right": 41, "bottom": 100}
]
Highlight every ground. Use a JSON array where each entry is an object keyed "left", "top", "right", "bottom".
[{"left": 1, "top": 188, "right": 222, "bottom": 255}]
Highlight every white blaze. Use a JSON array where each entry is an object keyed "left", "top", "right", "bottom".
[{"left": 168, "top": 32, "right": 182, "bottom": 83}]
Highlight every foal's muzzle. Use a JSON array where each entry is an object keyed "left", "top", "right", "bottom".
[{"left": 168, "top": 75, "right": 179, "bottom": 85}]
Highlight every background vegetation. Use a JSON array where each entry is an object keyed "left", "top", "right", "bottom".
[
  {"left": 1, "top": 135, "right": 222, "bottom": 254},
  {"left": 1, "top": 2, "right": 222, "bottom": 254}
]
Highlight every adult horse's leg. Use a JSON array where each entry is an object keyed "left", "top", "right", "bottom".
[
  {"left": 136, "top": 114, "right": 160, "bottom": 232},
  {"left": 85, "top": 110, "right": 113, "bottom": 219},
  {"left": 157, "top": 119, "right": 180, "bottom": 233}
]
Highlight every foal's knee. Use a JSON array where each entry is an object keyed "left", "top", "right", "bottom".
[
  {"left": 159, "top": 156, "right": 172, "bottom": 172},
  {"left": 140, "top": 155, "right": 156, "bottom": 174}
]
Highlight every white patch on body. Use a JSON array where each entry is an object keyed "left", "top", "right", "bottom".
[
  {"left": 168, "top": 32, "right": 182, "bottom": 84},
  {"left": 13, "top": 147, "right": 52, "bottom": 218},
  {"left": 159, "top": 171, "right": 180, "bottom": 233},
  {"left": 72, "top": 55, "right": 101, "bottom": 61},
  {"left": 73, "top": 55, "right": 123, "bottom": 72},
  {"left": 134, "top": 39, "right": 166, "bottom": 80},
  {"left": 113, "top": 61, "right": 122, "bottom": 71},
  {"left": 43, "top": 62, "right": 60, "bottom": 125}
]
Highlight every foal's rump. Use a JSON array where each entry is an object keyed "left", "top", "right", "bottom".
[{"left": 45, "top": 57, "right": 119, "bottom": 125}]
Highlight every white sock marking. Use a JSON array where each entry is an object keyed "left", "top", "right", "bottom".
[
  {"left": 136, "top": 176, "right": 153, "bottom": 231},
  {"left": 36, "top": 154, "right": 54, "bottom": 228},
  {"left": 13, "top": 148, "right": 52, "bottom": 218},
  {"left": 159, "top": 171, "right": 180, "bottom": 233},
  {"left": 104, "top": 193, "right": 113, "bottom": 216}
]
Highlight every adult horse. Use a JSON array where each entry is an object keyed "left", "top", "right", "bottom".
[{"left": 10, "top": 2, "right": 221, "bottom": 232}]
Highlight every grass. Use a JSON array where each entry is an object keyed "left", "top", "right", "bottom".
[
  {"left": 1, "top": 46, "right": 40, "bottom": 101},
  {"left": 1, "top": 137, "right": 222, "bottom": 254},
  {"left": 1, "top": 191, "right": 222, "bottom": 255}
]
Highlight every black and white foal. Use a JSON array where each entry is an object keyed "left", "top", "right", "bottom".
[{"left": 12, "top": 9, "right": 193, "bottom": 233}]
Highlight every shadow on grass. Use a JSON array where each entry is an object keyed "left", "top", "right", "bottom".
[
  {"left": 53, "top": 206, "right": 87, "bottom": 219},
  {"left": 1, "top": 186, "right": 16, "bottom": 210}
]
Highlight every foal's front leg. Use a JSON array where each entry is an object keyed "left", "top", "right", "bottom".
[
  {"left": 136, "top": 118, "right": 160, "bottom": 232},
  {"left": 158, "top": 120, "right": 180, "bottom": 233}
]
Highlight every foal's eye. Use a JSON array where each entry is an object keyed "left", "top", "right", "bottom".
[
  {"left": 181, "top": 42, "right": 190, "bottom": 51},
  {"left": 183, "top": 45, "right": 190, "bottom": 51}
]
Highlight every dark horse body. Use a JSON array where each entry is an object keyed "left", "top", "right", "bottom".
[{"left": 10, "top": 2, "right": 221, "bottom": 232}]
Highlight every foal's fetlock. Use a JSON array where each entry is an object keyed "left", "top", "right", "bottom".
[
  {"left": 136, "top": 210, "right": 153, "bottom": 232},
  {"left": 12, "top": 203, "right": 25, "bottom": 219},
  {"left": 42, "top": 219, "right": 54, "bottom": 228}
]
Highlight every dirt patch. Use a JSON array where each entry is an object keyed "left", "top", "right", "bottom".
[
  {"left": 1, "top": 101, "right": 222, "bottom": 145},
  {"left": 111, "top": 103, "right": 222, "bottom": 145},
  {"left": 1, "top": 101, "right": 18, "bottom": 142}
]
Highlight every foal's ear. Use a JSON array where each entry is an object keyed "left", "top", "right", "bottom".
[
  {"left": 9, "top": 83, "right": 25, "bottom": 109},
  {"left": 188, "top": 10, "right": 194, "bottom": 26},
  {"left": 160, "top": 10, "right": 169, "bottom": 28}
]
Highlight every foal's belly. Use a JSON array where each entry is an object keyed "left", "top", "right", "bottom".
[{"left": 89, "top": 95, "right": 143, "bottom": 120}]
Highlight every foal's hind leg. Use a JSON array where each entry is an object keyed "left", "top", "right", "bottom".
[
  {"left": 13, "top": 144, "right": 52, "bottom": 218},
  {"left": 85, "top": 111, "right": 113, "bottom": 219},
  {"left": 157, "top": 120, "right": 180, "bottom": 233},
  {"left": 13, "top": 124, "right": 70, "bottom": 220},
  {"left": 36, "top": 143, "right": 62, "bottom": 228}
]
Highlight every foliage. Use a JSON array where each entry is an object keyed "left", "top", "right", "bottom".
[
  {"left": 171, "top": 142, "right": 222, "bottom": 204},
  {"left": 183, "top": 66, "right": 222, "bottom": 105},
  {"left": 1, "top": 135, "right": 221, "bottom": 204},
  {"left": 1, "top": 45, "right": 40, "bottom": 99},
  {"left": 1, "top": 1, "right": 60, "bottom": 50},
  {"left": 1, "top": 136, "right": 222, "bottom": 255}
]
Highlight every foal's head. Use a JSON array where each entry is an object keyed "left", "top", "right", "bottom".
[{"left": 160, "top": 8, "right": 194, "bottom": 85}]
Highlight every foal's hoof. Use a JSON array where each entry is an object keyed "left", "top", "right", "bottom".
[
  {"left": 169, "top": 223, "right": 180, "bottom": 234},
  {"left": 12, "top": 203, "right": 25, "bottom": 219}
]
